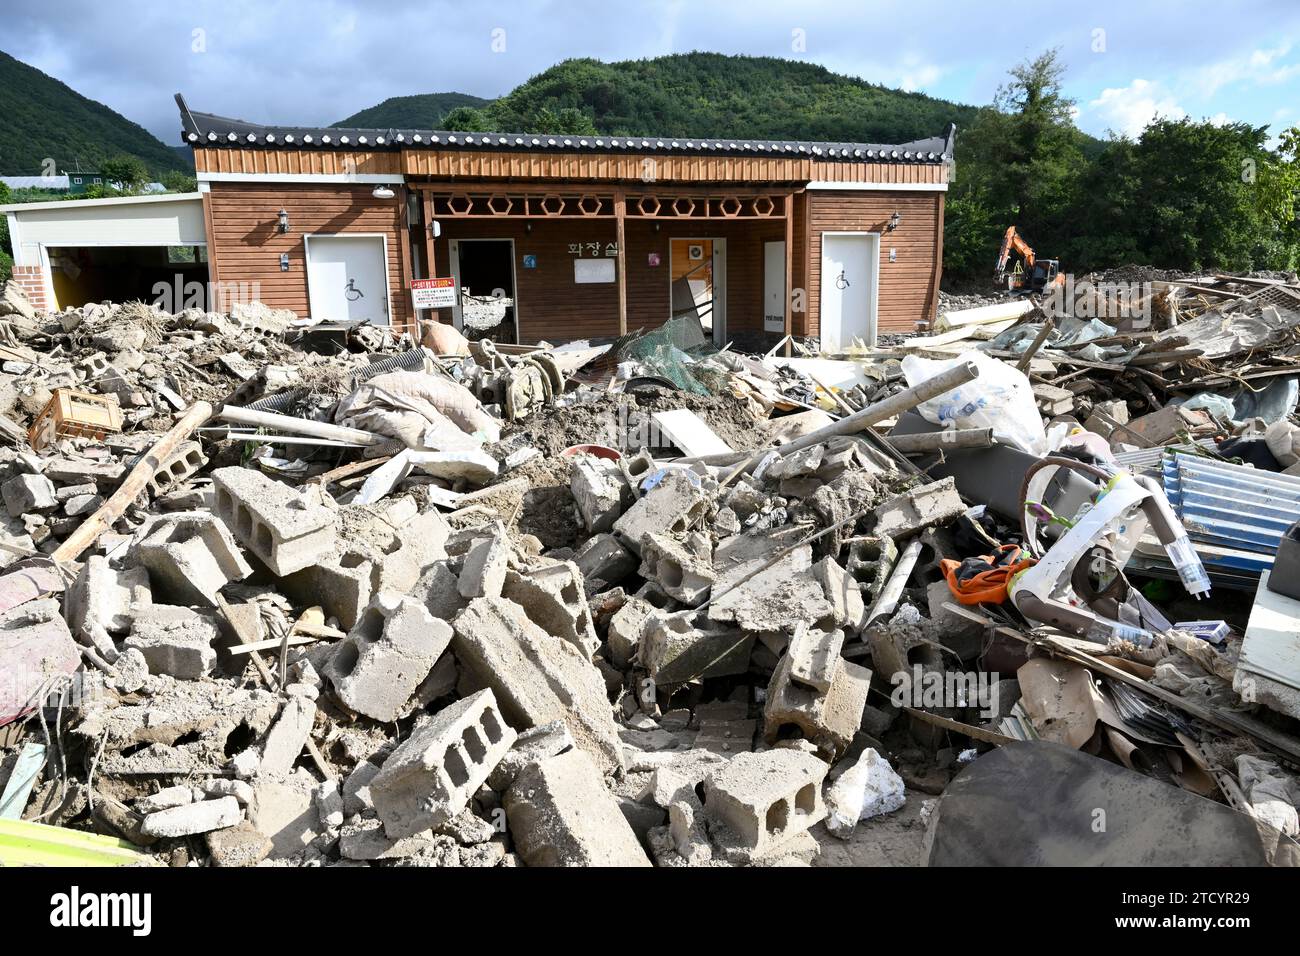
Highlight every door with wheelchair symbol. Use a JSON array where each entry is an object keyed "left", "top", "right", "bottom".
[
  {"left": 305, "top": 235, "right": 391, "bottom": 325},
  {"left": 819, "top": 232, "right": 878, "bottom": 350}
]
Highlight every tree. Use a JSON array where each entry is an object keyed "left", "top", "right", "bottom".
[
  {"left": 441, "top": 106, "right": 494, "bottom": 132},
  {"left": 160, "top": 169, "right": 197, "bottom": 193},
  {"left": 1125, "top": 119, "right": 1272, "bottom": 271},
  {"left": 99, "top": 154, "right": 149, "bottom": 193},
  {"left": 945, "top": 49, "right": 1084, "bottom": 279},
  {"left": 0, "top": 181, "right": 10, "bottom": 283}
]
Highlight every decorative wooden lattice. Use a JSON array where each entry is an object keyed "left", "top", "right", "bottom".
[{"left": 421, "top": 190, "right": 788, "bottom": 219}]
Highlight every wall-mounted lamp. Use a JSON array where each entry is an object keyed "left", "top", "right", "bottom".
[
  {"left": 428, "top": 220, "right": 441, "bottom": 239},
  {"left": 887, "top": 211, "right": 902, "bottom": 231},
  {"left": 277, "top": 208, "right": 290, "bottom": 234},
  {"left": 372, "top": 184, "right": 396, "bottom": 200}
]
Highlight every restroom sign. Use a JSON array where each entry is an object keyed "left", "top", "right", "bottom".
[{"left": 411, "top": 277, "right": 457, "bottom": 309}]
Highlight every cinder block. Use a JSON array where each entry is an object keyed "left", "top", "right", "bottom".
[
  {"left": 573, "top": 532, "right": 636, "bottom": 591},
  {"left": 704, "top": 750, "right": 827, "bottom": 859},
  {"left": 323, "top": 592, "right": 451, "bottom": 722},
  {"left": 123, "top": 605, "right": 220, "bottom": 680},
  {"left": 130, "top": 439, "right": 207, "bottom": 497},
  {"left": 786, "top": 623, "right": 844, "bottom": 694},
  {"left": 613, "top": 471, "right": 709, "bottom": 555},
  {"left": 452, "top": 596, "right": 625, "bottom": 774},
  {"left": 370, "top": 688, "right": 516, "bottom": 838},
  {"left": 211, "top": 466, "right": 336, "bottom": 576},
  {"left": 486, "top": 719, "right": 575, "bottom": 792},
  {"left": 872, "top": 477, "right": 965, "bottom": 539},
  {"left": 134, "top": 511, "right": 253, "bottom": 606},
  {"left": 846, "top": 535, "right": 897, "bottom": 602},
  {"left": 458, "top": 529, "right": 509, "bottom": 599},
  {"left": 764, "top": 652, "right": 871, "bottom": 758},
  {"left": 607, "top": 596, "right": 658, "bottom": 669},
  {"left": 642, "top": 613, "right": 753, "bottom": 686},
  {"left": 502, "top": 560, "right": 599, "bottom": 659},
  {"left": 504, "top": 749, "right": 652, "bottom": 867},
  {"left": 638, "top": 532, "right": 714, "bottom": 606},
  {"left": 814, "top": 556, "right": 866, "bottom": 632},
  {"left": 570, "top": 455, "right": 626, "bottom": 533},
  {"left": 65, "top": 554, "right": 150, "bottom": 640}
]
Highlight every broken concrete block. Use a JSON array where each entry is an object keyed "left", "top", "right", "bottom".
[
  {"left": 371, "top": 689, "right": 517, "bottom": 838},
  {"left": 846, "top": 535, "right": 898, "bottom": 601},
  {"left": 768, "top": 443, "right": 824, "bottom": 480},
  {"left": 825, "top": 748, "right": 906, "bottom": 838},
  {"left": 206, "top": 819, "right": 273, "bottom": 867},
  {"left": 642, "top": 613, "right": 754, "bottom": 686},
  {"left": 926, "top": 579, "right": 985, "bottom": 658},
  {"left": 570, "top": 455, "right": 626, "bottom": 533},
  {"left": 814, "top": 556, "right": 866, "bottom": 632},
  {"left": 410, "top": 561, "right": 468, "bottom": 625},
  {"left": 258, "top": 695, "right": 317, "bottom": 778},
  {"left": 573, "top": 532, "right": 636, "bottom": 591},
  {"left": 505, "top": 749, "right": 652, "bottom": 867},
  {"left": 503, "top": 560, "right": 599, "bottom": 659},
  {"left": 142, "top": 439, "right": 207, "bottom": 497},
  {"left": 704, "top": 750, "right": 827, "bottom": 860},
  {"left": 708, "top": 538, "right": 833, "bottom": 633},
  {"left": 123, "top": 605, "right": 220, "bottom": 680},
  {"left": 65, "top": 554, "right": 150, "bottom": 639},
  {"left": 873, "top": 477, "right": 965, "bottom": 539},
  {"left": 342, "top": 759, "right": 382, "bottom": 817},
  {"left": 613, "top": 471, "right": 709, "bottom": 555},
  {"left": 134, "top": 511, "right": 253, "bottom": 606},
  {"left": 764, "top": 652, "right": 871, "bottom": 758},
  {"left": 486, "top": 719, "right": 575, "bottom": 791},
  {"left": 607, "top": 596, "right": 658, "bottom": 669},
  {"left": 638, "top": 532, "right": 714, "bottom": 606},
  {"left": 323, "top": 592, "right": 451, "bottom": 722},
  {"left": 62, "top": 493, "right": 103, "bottom": 516},
  {"left": 135, "top": 784, "right": 197, "bottom": 814},
  {"left": 2, "top": 473, "right": 56, "bottom": 517},
  {"left": 141, "top": 795, "right": 242, "bottom": 838},
  {"left": 458, "top": 530, "right": 509, "bottom": 599},
  {"left": 247, "top": 778, "right": 319, "bottom": 857},
  {"left": 211, "top": 466, "right": 336, "bottom": 576},
  {"left": 452, "top": 596, "right": 625, "bottom": 775},
  {"left": 786, "top": 623, "right": 845, "bottom": 694}
]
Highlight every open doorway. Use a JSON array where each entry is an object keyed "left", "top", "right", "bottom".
[
  {"left": 449, "top": 238, "right": 518, "bottom": 343},
  {"left": 46, "top": 245, "right": 209, "bottom": 310},
  {"left": 669, "top": 238, "right": 726, "bottom": 344}
]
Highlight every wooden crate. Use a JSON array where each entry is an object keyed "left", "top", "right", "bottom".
[{"left": 28, "top": 389, "right": 124, "bottom": 451}]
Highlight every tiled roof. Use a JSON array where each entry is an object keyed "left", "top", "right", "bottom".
[{"left": 176, "top": 94, "right": 954, "bottom": 164}]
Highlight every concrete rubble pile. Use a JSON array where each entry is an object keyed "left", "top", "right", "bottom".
[{"left": 1, "top": 272, "right": 1299, "bottom": 868}]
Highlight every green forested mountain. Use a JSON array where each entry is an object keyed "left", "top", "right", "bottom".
[
  {"left": 333, "top": 92, "right": 491, "bottom": 129},
  {"left": 0, "top": 49, "right": 189, "bottom": 176},
  {"left": 338, "top": 53, "right": 980, "bottom": 143}
]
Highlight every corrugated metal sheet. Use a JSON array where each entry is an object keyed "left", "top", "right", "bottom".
[{"left": 1159, "top": 451, "right": 1300, "bottom": 573}]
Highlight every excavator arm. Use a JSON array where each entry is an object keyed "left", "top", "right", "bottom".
[{"left": 994, "top": 226, "right": 1036, "bottom": 281}]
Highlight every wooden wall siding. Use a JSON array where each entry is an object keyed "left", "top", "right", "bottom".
[
  {"left": 432, "top": 218, "right": 784, "bottom": 344},
  {"left": 206, "top": 183, "right": 413, "bottom": 330},
  {"left": 805, "top": 190, "right": 943, "bottom": 337},
  {"left": 406, "top": 151, "right": 945, "bottom": 184},
  {"left": 194, "top": 148, "right": 402, "bottom": 176}
]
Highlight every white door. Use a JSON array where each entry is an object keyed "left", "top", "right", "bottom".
[
  {"left": 820, "top": 233, "right": 878, "bottom": 351},
  {"left": 764, "top": 240, "right": 786, "bottom": 333},
  {"left": 305, "top": 235, "right": 390, "bottom": 324}
]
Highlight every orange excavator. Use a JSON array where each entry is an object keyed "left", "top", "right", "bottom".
[{"left": 994, "top": 226, "right": 1065, "bottom": 295}]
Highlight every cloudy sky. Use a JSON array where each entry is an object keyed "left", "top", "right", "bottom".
[{"left": 8, "top": 0, "right": 1300, "bottom": 144}]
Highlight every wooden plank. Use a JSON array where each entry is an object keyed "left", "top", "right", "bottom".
[
  {"left": 615, "top": 188, "right": 627, "bottom": 336},
  {"left": 784, "top": 192, "right": 793, "bottom": 356}
]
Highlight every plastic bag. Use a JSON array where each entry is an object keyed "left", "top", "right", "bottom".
[{"left": 901, "top": 351, "right": 1047, "bottom": 454}]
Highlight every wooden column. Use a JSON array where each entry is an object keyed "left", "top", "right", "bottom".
[
  {"left": 615, "top": 188, "right": 628, "bottom": 336},
  {"left": 422, "top": 193, "right": 438, "bottom": 327},
  {"left": 784, "top": 193, "right": 794, "bottom": 357},
  {"left": 199, "top": 187, "right": 221, "bottom": 299},
  {"left": 395, "top": 187, "right": 415, "bottom": 336}
]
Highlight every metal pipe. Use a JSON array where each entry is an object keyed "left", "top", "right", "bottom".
[
  {"left": 865, "top": 537, "right": 925, "bottom": 624},
  {"left": 775, "top": 360, "right": 980, "bottom": 457},
  {"left": 217, "top": 405, "right": 387, "bottom": 446},
  {"left": 887, "top": 427, "right": 994, "bottom": 453}
]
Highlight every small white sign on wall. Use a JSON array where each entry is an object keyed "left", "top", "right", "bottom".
[{"left": 574, "top": 258, "right": 616, "bottom": 283}]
